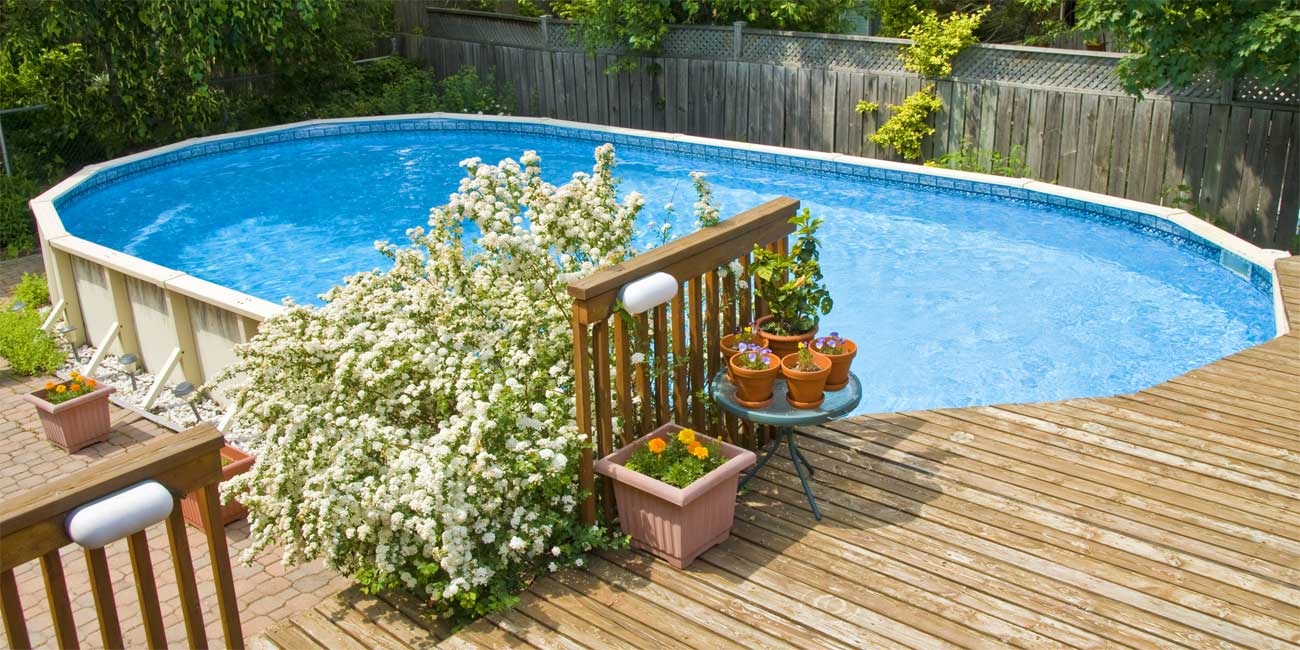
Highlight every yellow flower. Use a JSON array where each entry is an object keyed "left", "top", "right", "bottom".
[
  {"left": 743, "top": 326, "right": 751, "bottom": 334},
  {"left": 692, "top": 446, "right": 709, "bottom": 460},
  {"left": 676, "top": 428, "right": 696, "bottom": 445},
  {"left": 647, "top": 438, "right": 667, "bottom": 454},
  {"left": 55, "top": 385, "right": 66, "bottom": 394},
  {"left": 798, "top": 342, "right": 806, "bottom": 349},
  {"left": 70, "top": 371, "right": 80, "bottom": 380}
]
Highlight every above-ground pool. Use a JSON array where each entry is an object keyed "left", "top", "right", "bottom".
[{"left": 54, "top": 117, "right": 1276, "bottom": 414}]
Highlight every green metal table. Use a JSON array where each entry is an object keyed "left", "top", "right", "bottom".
[{"left": 709, "top": 370, "right": 862, "bottom": 520}]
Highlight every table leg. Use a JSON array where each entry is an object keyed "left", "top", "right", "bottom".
[
  {"left": 738, "top": 433, "right": 782, "bottom": 492},
  {"left": 789, "top": 432, "right": 815, "bottom": 477},
  {"left": 785, "top": 429, "right": 822, "bottom": 520}
]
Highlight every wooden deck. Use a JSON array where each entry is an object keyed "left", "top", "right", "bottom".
[{"left": 254, "top": 256, "right": 1300, "bottom": 650}]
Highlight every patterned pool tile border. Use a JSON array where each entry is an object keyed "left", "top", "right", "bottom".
[{"left": 50, "top": 115, "right": 1275, "bottom": 300}]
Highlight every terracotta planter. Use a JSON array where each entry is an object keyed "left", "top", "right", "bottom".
[
  {"left": 181, "top": 445, "right": 254, "bottom": 529},
  {"left": 813, "top": 339, "right": 858, "bottom": 391},
  {"left": 728, "top": 351, "right": 781, "bottom": 408},
  {"left": 22, "top": 380, "right": 116, "bottom": 452},
  {"left": 595, "top": 423, "right": 756, "bottom": 569},
  {"left": 720, "top": 331, "right": 768, "bottom": 383},
  {"left": 755, "top": 315, "right": 818, "bottom": 360},
  {"left": 781, "top": 351, "right": 832, "bottom": 409}
]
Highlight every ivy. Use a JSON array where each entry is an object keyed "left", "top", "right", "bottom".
[{"left": 869, "top": 85, "right": 942, "bottom": 160}]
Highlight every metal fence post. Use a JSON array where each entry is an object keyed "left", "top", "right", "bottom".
[{"left": 732, "top": 21, "right": 746, "bottom": 60}]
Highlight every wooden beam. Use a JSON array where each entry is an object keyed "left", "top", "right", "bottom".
[{"left": 165, "top": 290, "right": 204, "bottom": 385}]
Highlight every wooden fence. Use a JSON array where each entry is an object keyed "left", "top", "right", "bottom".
[
  {"left": 0, "top": 424, "right": 243, "bottom": 649},
  {"left": 396, "top": 6, "right": 1299, "bottom": 252},
  {"left": 569, "top": 197, "right": 797, "bottom": 523}
]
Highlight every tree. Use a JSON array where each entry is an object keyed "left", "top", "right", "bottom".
[{"left": 1077, "top": 0, "right": 1300, "bottom": 95}]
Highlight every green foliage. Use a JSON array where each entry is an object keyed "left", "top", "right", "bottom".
[
  {"left": 13, "top": 273, "right": 49, "bottom": 309},
  {"left": 435, "top": 67, "right": 515, "bottom": 114},
  {"left": 871, "top": 0, "right": 932, "bottom": 37},
  {"left": 855, "top": 100, "right": 879, "bottom": 113},
  {"left": 869, "top": 84, "right": 942, "bottom": 160},
  {"left": 0, "top": 175, "right": 40, "bottom": 259},
  {"left": 1160, "top": 184, "right": 1230, "bottom": 230},
  {"left": 1078, "top": 0, "right": 1300, "bottom": 96},
  {"left": 552, "top": 0, "right": 867, "bottom": 66},
  {"left": 623, "top": 427, "right": 726, "bottom": 489},
  {"left": 0, "top": 306, "right": 65, "bottom": 376},
  {"left": 926, "top": 142, "right": 1032, "bottom": 178},
  {"left": 899, "top": 6, "right": 989, "bottom": 78},
  {"left": 750, "top": 208, "right": 832, "bottom": 336}
]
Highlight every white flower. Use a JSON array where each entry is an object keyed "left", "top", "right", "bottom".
[
  {"left": 630, "top": 352, "right": 646, "bottom": 365},
  {"left": 508, "top": 536, "right": 527, "bottom": 551}
]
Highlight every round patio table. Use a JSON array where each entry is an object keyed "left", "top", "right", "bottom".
[{"left": 709, "top": 370, "right": 862, "bottom": 520}]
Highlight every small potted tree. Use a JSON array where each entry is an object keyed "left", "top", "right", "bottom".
[
  {"left": 751, "top": 208, "right": 833, "bottom": 359},
  {"left": 181, "top": 444, "right": 254, "bottom": 529},
  {"left": 595, "top": 423, "right": 756, "bottom": 568},
  {"left": 23, "top": 371, "right": 115, "bottom": 452}
]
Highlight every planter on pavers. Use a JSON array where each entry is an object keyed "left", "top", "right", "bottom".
[
  {"left": 181, "top": 444, "right": 254, "bottom": 529},
  {"left": 23, "top": 379, "right": 116, "bottom": 452}
]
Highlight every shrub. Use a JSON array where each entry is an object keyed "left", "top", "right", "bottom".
[
  {"left": 926, "top": 142, "right": 1032, "bottom": 178},
  {"left": 13, "top": 273, "right": 50, "bottom": 308},
  {"left": 0, "top": 306, "right": 65, "bottom": 375},
  {"left": 216, "top": 144, "right": 648, "bottom": 623},
  {"left": 870, "top": 85, "right": 942, "bottom": 160},
  {"left": 436, "top": 66, "right": 514, "bottom": 115},
  {"left": 899, "top": 6, "right": 989, "bottom": 79}
]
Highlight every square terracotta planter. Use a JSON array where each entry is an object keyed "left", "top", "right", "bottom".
[
  {"left": 595, "top": 423, "right": 756, "bottom": 569},
  {"left": 22, "top": 380, "right": 116, "bottom": 452},
  {"left": 181, "top": 445, "right": 254, "bottom": 529}
]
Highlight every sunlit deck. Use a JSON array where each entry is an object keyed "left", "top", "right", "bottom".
[{"left": 253, "top": 259, "right": 1300, "bottom": 649}]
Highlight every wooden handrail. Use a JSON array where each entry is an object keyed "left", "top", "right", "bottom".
[
  {"left": 570, "top": 197, "right": 799, "bottom": 523},
  {"left": 0, "top": 424, "right": 243, "bottom": 649}
]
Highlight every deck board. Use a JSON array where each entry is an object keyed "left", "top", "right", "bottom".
[{"left": 254, "top": 267, "right": 1300, "bottom": 649}]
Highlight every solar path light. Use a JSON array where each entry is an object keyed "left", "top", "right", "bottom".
[{"left": 119, "top": 353, "right": 140, "bottom": 390}]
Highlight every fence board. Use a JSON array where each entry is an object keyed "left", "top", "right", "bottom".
[
  {"left": 1041, "top": 91, "right": 1064, "bottom": 182},
  {"left": 1234, "top": 108, "right": 1271, "bottom": 241},
  {"left": 1123, "top": 99, "right": 1152, "bottom": 199},
  {"left": 1257, "top": 111, "right": 1295, "bottom": 248},
  {"left": 1090, "top": 96, "right": 1117, "bottom": 193},
  {"left": 1107, "top": 96, "right": 1136, "bottom": 198},
  {"left": 1142, "top": 100, "right": 1172, "bottom": 200},
  {"left": 1217, "top": 106, "right": 1254, "bottom": 229},
  {"left": 1198, "top": 104, "right": 1235, "bottom": 215}
]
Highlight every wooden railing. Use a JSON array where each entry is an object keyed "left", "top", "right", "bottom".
[
  {"left": 569, "top": 196, "right": 799, "bottom": 523},
  {"left": 0, "top": 424, "right": 243, "bottom": 649}
]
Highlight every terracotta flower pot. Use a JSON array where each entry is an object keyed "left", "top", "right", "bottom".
[
  {"left": 720, "top": 331, "right": 768, "bottom": 383},
  {"left": 755, "top": 315, "right": 818, "bottom": 360},
  {"left": 595, "top": 423, "right": 756, "bottom": 569},
  {"left": 181, "top": 445, "right": 254, "bottom": 529},
  {"left": 781, "top": 351, "right": 832, "bottom": 409},
  {"left": 22, "top": 379, "right": 116, "bottom": 452},
  {"left": 813, "top": 338, "right": 857, "bottom": 391},
  {"left": 728, "top": 351, "right": 781, "bottom": 408}
]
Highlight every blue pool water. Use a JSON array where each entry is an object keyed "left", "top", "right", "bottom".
[{"left": 58, "top": 121, "right": 1275, "bottom": 414}]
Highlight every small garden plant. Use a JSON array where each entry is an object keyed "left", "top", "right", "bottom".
[
  {"left": 0, "top": 300, "right": 65, "bottom": 376},
  {"left": 733, "top": 343, "right": 775, "bottom": 370},
  {"left": 734, "top": 325, "right": 760, "bottom": 345},
  {"left": 813, "top": 332, "right": 848, "bottom": 355},
  {"left": 792, "top": 342, "right": 820, "bottom": 371},
  {"left": 750, "top": 208, "right": 832, "bottom": 336},
  {"left": 42, "top": 372, "right": 98, "bottom": 405},
  {"left": 926, "top": 143, "right": 1032, "bottom": 178},
  {"left": 623, "top": 427, "right": 725, "bottom": 488}
]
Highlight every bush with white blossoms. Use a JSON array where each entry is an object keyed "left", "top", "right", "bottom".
[{"left": 216, "top": 144, "right": 643, "bottom": 622}]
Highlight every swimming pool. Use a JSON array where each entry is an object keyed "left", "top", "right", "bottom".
[{"left": 49, "top": 116, "right": 1278, "bottom": 414}]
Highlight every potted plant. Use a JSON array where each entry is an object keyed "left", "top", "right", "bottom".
[
  {"left": 812, "top": 331, "right": 857, "bottom": 391},
  {"left": 751, "top": 208, "right": 833, "bottom": 359},
  {"left": 22, "top": 371, "right": 115, "bottom": 452},
  {"left": 181, "top": 444, "right": 254, "bottom": 529},
  {"left": 595, "top": 423, "right": 756, "bottom": 568},
  {"left": 728, "top": 343, "right": 781, "bottom": 408},
  {"left": 782, "top": 343, "right": 832, "bottom": 408},
  {"left": 720, "top": 324, "right": 767, "bottom": 382}
]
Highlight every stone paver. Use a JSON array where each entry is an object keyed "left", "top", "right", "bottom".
[
  {"left": 2, "top": 364, "right": 351, "bottom": 648},
  {"left": 0, "top": 254, "right": 44, "bottom": 295}
]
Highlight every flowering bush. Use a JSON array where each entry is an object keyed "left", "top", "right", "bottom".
[
  {"left": 215, "top": 144, "right": 645, "bottom": 622},
  {"left": 623, "top": 427, "right": 725, "bottom": 488},
  {"left": 42, "top": 372, "right": 99, "bottom": 404}
]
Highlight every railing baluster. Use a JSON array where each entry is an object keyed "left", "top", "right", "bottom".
[
  {"left": 166, "top": 498, "right": 208, "bottom": 648},
  {"left": 704, "top": 270, "right": 722, "bottom": 396},
  {"left": 633, "top": 312, "right": 654, "bottom": 435},
  {"left": 85, "top": 547, "right": 124, "bottom": 650},
  {"left": 39, "top": 550, "right": 78, "bottom": 649},
  {"left": 591, "top": 321, "right": 615, "bottom": 521},
  {"left": 652, "top": 306, "right": 670, "bottom": 426},
  {"left": 687, "top": 277, "right": 705, "bottom": 431},
  {"left": 1, "top": 569, "right": 31, "bottom": 650},
  {"left": 613, "top": 316, "right": 635, "bottom": 445},
  {"left": 572, "top": 317, "right": 597, "bottom": 525},
  {"left": 671, "top": 290, "right": 688, "bottom": 424},
  {"left": 127, "top": 531, "right": 167, "bottom": 648},
  {"left": 196, "top": 484, "right": 244, "bottom": 649}
]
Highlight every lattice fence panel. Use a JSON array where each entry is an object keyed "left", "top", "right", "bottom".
[
  {"left": 740, "top": 33, "right": 905, "bottom": 72},
  {"left": 1234, "top": 77, "right": 1300, "bottom": 107},
  {"left": 426, "top": 13, "right": 544, "bottom": 49},
  {"left": 660, "top": 26, "right": 732, "bottom": 60}
]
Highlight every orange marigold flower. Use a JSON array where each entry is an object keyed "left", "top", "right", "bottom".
[
  {"left": 647, "top": 438, "right": 667, "bottom": 454},
  {"left": 45, "top": 382, "right": 55, "bottom": 390},
  {"left": 86, "top": 379, "right": 97, "bottom": 388},
  {"left": 55, "top": 385, "right": 67, "bottom": 393},
  {"left": 676, "top": 428, "right": 696, "bottom": 445},
  {"left": 70, "top": 383, "right": 81, "bottom": 392},
  {"left": 687, "top": 440, "right": 701, "bottom": 452},
  {"left": 692, "top": 446, "right": 709, "bottom": 460}
]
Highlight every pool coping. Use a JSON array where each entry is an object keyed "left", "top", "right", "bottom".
[{"left": 32, "top": 112, "right": 1292, "bottom": 336}]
